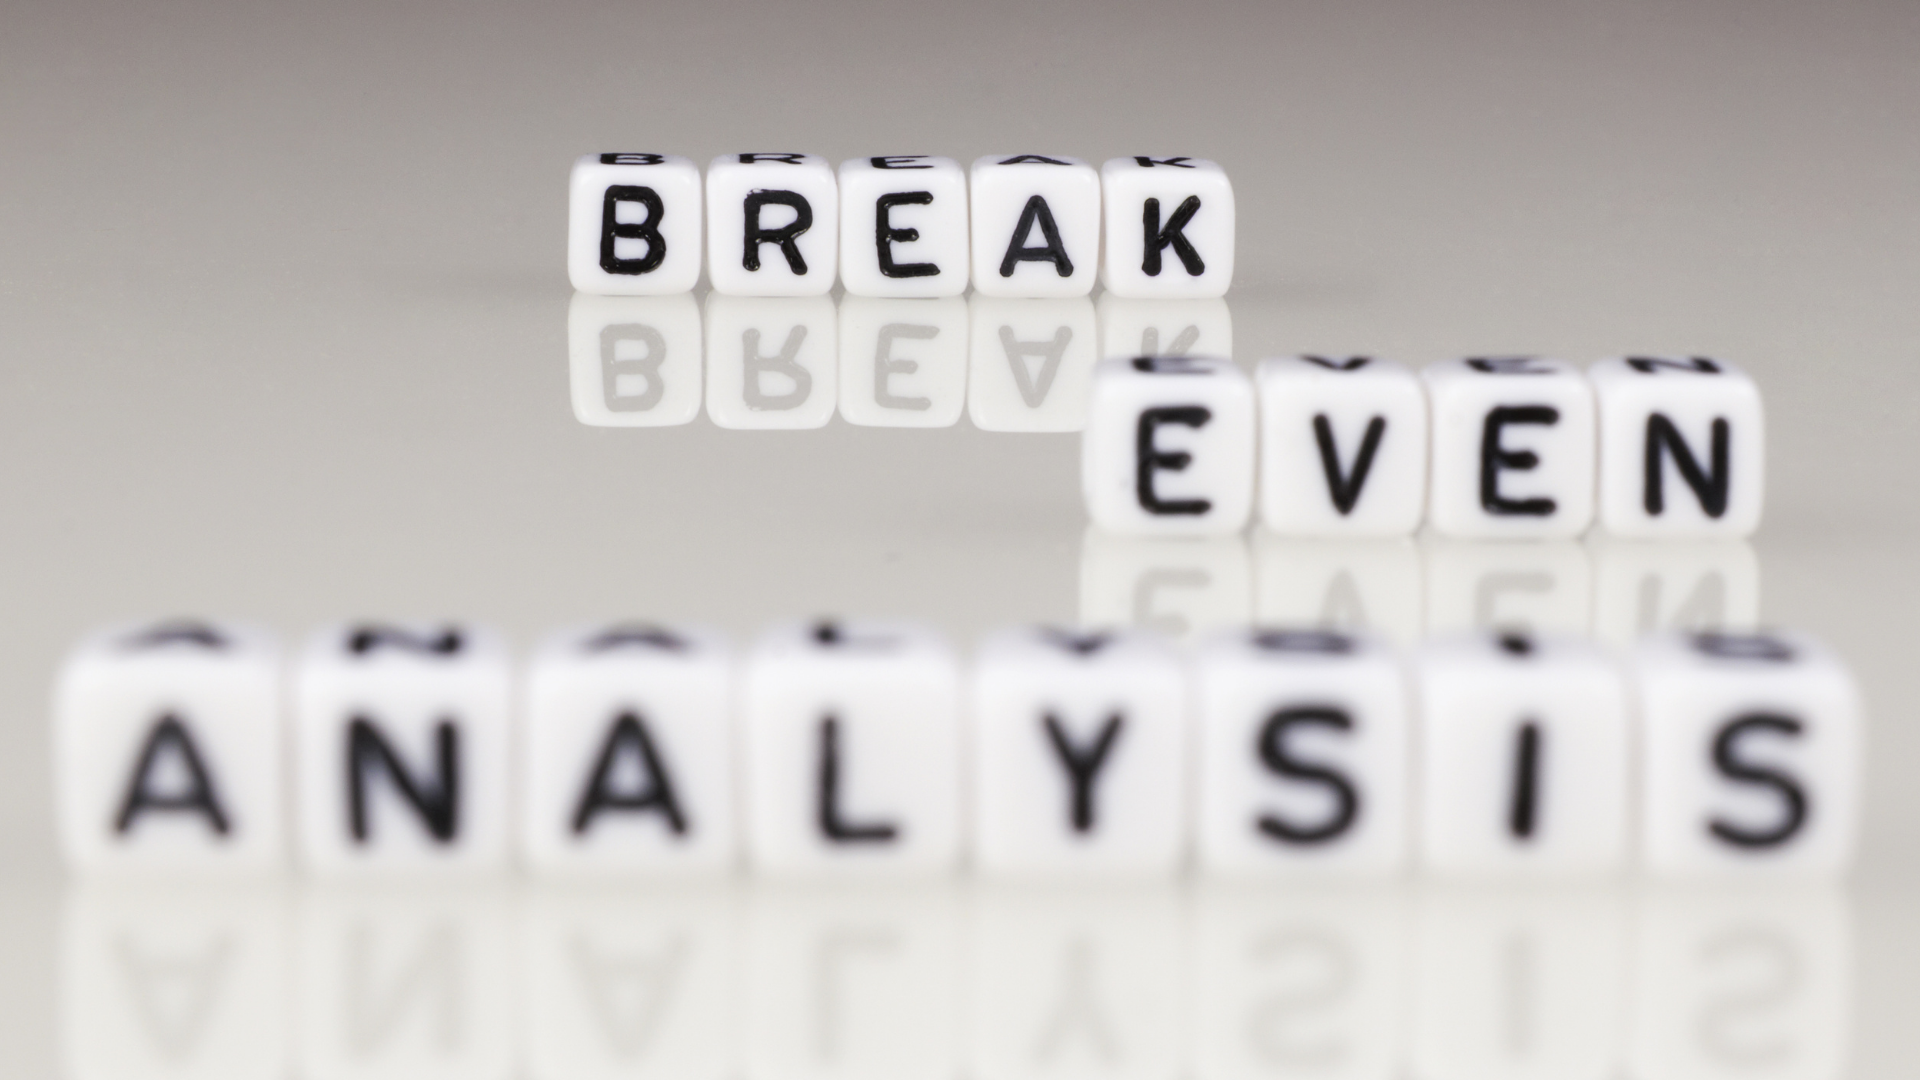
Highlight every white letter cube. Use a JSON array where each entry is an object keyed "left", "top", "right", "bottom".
[
  {"left": 1416, "top": 633, "right": 1630, "bottom": 875},
  {"left": 1426, "top": 357, "right": 1596, "bottom": 539},
  {"left": 55, "top": 620, "right": 283, "bottom": 873},
  {"left": 839, "top": 156, "right": 970, "bottom": 298},
  {"left": 969, "top": 155, "right": 1100, "bottom": 298},
  {"left": 520, "top": 623, "right": 735, "bottom": 875},
  {"left": 1099, "top": 156, "right": 1235, "bottom": 299},
  {"left": 1196, "top": 628, "right": 1411, "bottom": 875},
  {"left": 743, "top": 620, "right": 962, "bottom": 875},
  {"left": 1258, "top": 355, "right": 1428, "bottom": 536},
  {"left": 567, "top": 152, "right": 704, "bottom": 295},
  {"left": 707, "top": 153, "right": 838, "bottom": 296},
  {"left": 1083, "top": 355, "right": 1255, "bottom": 535},
  {"left": 1592, "top": 355, "right": 1765, "bottom": 538},
  {"left": 971, "top": 627, "right": 1187, "bottom": 875},
  {"left": 295, "top": 622, "right": 511, "bottom": 874},
  {"left": 1635, "top": 630, "right": 1860, "bottom": 876}
]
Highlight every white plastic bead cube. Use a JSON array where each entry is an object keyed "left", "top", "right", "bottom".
[
  {"left": 521, "top": 623, "right": 735, "bottom": 875},
  {"left": 567, "top": 292, "right": 703, "bottom": 427},
  {"left": 839, "top": 156, "right": 970, "bottom": 298},
  {"left": 971, "top": 627, "right": 1187, "bottom": 875},
  {"left": 1258, "top": 355, "right": 1429, "bottom": 536},
  {"left": 567, "top": 153, "right": 704, "bottom": 295},
  {"left": 838, "top": 296, "right": 968, "bottom": 427},
  {"left": 743, "top": 620, "right": 962, "bottom": 875},
  {"left": 967, "top": 297, "right": 1098, "bottom": 431},
  {"left": 1099, "top": 156, "right": 1235, "bottom": 299},
  {"left": 969, "top": 155, "right": 1100, "bottom": 298},
  {"left": 1592, "top": 356, "right": 1766, "bottom": 538},
  {"left": 707, "top": 153, "right": 838, "bottom": 297},
  {"left": 1634, "top": 631, "right": 1860, "bottom": 876},
  {"left": 55, "top": 620, "right": 283, "bottom": 872},
  {"left": 1083, "top": 355, "right": 1256, "bottom": 535},
  {"left": 705, "top": 294, "right": 838, "bottom": 429},
  {"left": 1196, "top": 628, "right": 1411, "bottom": 875},
  {"left": 1096, "top": 294, "right": 1232, "bottom": 361},
  {"left": 295, "top": 623, "right": 511, "bottom": 874},
  {"left": 1416, "top": 633, "right": 1630, "bottom": 875},
  {"left": 1426, "top": 356, "right": 1596, "bottom": 539}
]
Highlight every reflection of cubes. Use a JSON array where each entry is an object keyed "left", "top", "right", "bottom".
[
  {"left": 838, "top": 297, "right": 967, "bottom": 428},
  {"left": 55, "top": 619, "right": 283, "bottom": 872},
  {"left": 62, "top": 883, "right": 290, "bottom": 1080},
  {"left": 1257, "top": 356, "right": 1428, "bottom": 536},
  {"left": 1094, "top": 295, "right": 1231, "bottom": 363},
  {"left": 747, "top": 884, "right": 960, "bottom": 1080},
  {"left": 969, "top": 883, "right": 1185, "bottom": 1080},
  {"left": 838, "top": 156, "right": 970, "bottom": 298},
  {"left": 1425, "top": 357, "right": 1596, "bottom": 540},
  {"left": 743, "top": 621, "right": 962, "bottom": 876},
  {"left": 968, "top": 297, "right": 1098, "bottom": 432},
  {"left": 294, "top": 623, "right": 512, "bottom": 875},
  {"left": 567, "top": 293, "right": 703, "bottom": 427},
  {"left": 972, "top": 628, "right": 1187, "bottom": 876},
  {"left": 1196, "top": 629, "right": 1411, "bottom": 875},
  {"left": 1416, "top": 634, "right": 1630, "bottom": 876},
  {"left": 1079, "top": 531, "right": 1251, "bottom": 645},
  {"left": 707, "top": 153, "right": 838, "bottom": 297},
  {"left": 298, "top": 885, "right": 516, "bottom": 1080},
  {"left": 1098, "top": 156, "right": 1235, "bottom": 300},
  {"left": 970, "top": 155, "right": 1101, "bottom": 299},
  {"left": 1082, "top": 356, "right": 1255, "bottom": 536},
  {"left": 1255, "top": 537, "right": 1423, "bottom": 643},
  {"left": 522, "top": 883, "right": 738, "bottom": 1080},
  {"left": 1424, "top": 540, "right": 1591, "bottom": 637},
  {"left": 1634, "top": 632, "right": 1860, "bottom": 877},
  {"left": 1592, "top": 356, "right": 1765, "bottom": 538},
  {"left": 1193, "top": 884, "right": 1408, "bottom": 1080},
  {"left": 705, "top": 295, "right": 838, "bottom": 429},
  {"left": 521, "top": 623, "right": 736, "bottom": 875},
  {"left": 1589, "top": 539, "right": 1759, "bottom": 649},
  {"left": 566, "top": 153, "right": 704, "bottom": 295},
  {"left": 1628, "top": 886, "right": 1849, "bottom": 1080},
  {"left": 1411, "top": 885, "right": 1628, "bottom": 1080}
]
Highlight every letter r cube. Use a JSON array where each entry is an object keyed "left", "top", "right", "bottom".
[{"left": 1082, "top": 355, "right": 1255, "bottom": 535}]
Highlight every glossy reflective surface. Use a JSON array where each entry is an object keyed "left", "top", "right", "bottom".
[{"left": 4, "top": 0, "right": 1920, "bottom": 1075}]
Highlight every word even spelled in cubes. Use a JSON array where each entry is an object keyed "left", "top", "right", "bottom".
[
  {"left": 57, "top": 619, "right": 1858, "bottom": 879},
  {"left": 568, "top": 152, "right": 1235, "bottom": 298},
  {"left": 1086, "top": 354, "right": 1766, "bottom": 538}
]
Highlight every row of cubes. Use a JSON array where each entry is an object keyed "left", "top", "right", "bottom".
[
  {"left": 58, "top": 618, "right": 1856, "bottom": 878},
  {"left": 1087, "top": 353, "right": 1764, "bottom": 539},
  {"left": 568, "top": 153, "right": 1234, "bottom": 299}
]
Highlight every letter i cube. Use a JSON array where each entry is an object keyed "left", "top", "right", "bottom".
[
  {"left": 1083, "top": 355, "right": 1256, "bottom": 535},
  {"left": 55, "top": 620, "right": 283, "bottom": 872}
]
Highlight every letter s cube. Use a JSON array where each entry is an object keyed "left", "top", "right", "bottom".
[{"left": 1082, "top": 355, "right": 1255, "bottom": 535}]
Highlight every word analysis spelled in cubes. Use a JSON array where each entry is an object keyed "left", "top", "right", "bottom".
[
  {"left": 56, "top": 619, "right": 1860, "bottom": 879},
  {"left": 1082, "top": 355, "right": 1256, "bottom": 535},
  {"left": 1100, "top": 156, "right": 1235, "bottom": 299},
  {"left": 1635, "top": 630, "right": 1859, "bottom": 875},
  {"left": 1593, "top": 355, "right": 1766, "bottom": 538},
  {"left": 567, "top": 153, "right": 704, "bottom": 295},
  {"left": 972, "top": 627, "right": 1187, "bottom": 875},
  {"left": 1258, "top": 355, "right": 1429, "bottom": 535},
  {"left": 1195, "top": 628, "right": 1412, "bottom": 874},
  {"left": 294, "top": 623, "right": 512, "bottom": 874},
  {"left": 521, "top": 623, "right": 735, "bottom": 873},
  {"left": 54, "top": 620, "right": 284, "bottom": 872}
]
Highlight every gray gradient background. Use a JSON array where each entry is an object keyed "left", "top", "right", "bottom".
[{"left": 2, "top": 0, "right": 1918, "bottom": 1074}]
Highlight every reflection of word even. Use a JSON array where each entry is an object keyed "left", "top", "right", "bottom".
[{"left": 56, "top": 618, "right": 1855, "bottom": 877}]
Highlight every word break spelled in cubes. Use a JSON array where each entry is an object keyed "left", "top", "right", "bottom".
[{"left": 1083, "top": 355, "right": 1256, "bottom": 536}]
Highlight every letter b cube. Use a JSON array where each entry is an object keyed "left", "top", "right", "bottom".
[
  {"left": 567, "top": 153, "right": 704, "bottom": 295},
  {"left": 1082, "top": 356, "right": 1256, "bottom": 535}
]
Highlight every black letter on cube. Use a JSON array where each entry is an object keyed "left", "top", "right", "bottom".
[
  {"left": 347, "top": 718, "right": 459, "bottom": 843},
  {"left": 816, "top": 716, "right": 897, "bottom": 843},
  {"left": 1479, "top": 406, "right": 1560, "bottom": 516},
  {"left": 600, "top": 186, "right": 667, "bottom": 276},
  {"left": 1141, "top": 196, "right": 1204, "bottom": 277},
  {"left": 1042, "top": 713, "right": 1125, "bottom": 832},
  {"left": 1136, "top": 406, "right": 1214, "bottom": 515},
  {"left": 875, "top": 192, "right": 939, "bottom": 278},
  {"left": 1709, "top": 713, "right": 1808, "bottom": 848},
  {"left": 998, "top": 196, "right": 1075, "bottom": 278},
  {"left": 572, "top": 712, "right": 689, "bottom": 835},
  {"left": 115, "top": 715, "right": 232, "bottom": 836},
  {"left": 742, "top": 191, "right": 813, "bottom": 273},
  {"left": 1313, "top": 414, "right": 1387, "bottom": 515},
  {"left": 1645, "top": 414, "right": 1731, "bottom": 517},
  {"left": 1256, "top": 707, "right": 1359, "bottom": 844}
]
